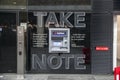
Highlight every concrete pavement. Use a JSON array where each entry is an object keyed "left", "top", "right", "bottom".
[{"left": 0, "top": 74, "right": 113, "bottom": 80}]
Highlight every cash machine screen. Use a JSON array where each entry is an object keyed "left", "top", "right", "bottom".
[{"left": 53, "top": 42, "right": 62, "bottom": 46}]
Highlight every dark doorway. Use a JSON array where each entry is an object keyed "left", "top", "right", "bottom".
[{"left": 0, "top": 12, "right": 17, "bottom": 73}]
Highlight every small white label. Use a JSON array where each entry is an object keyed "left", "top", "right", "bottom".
[
  {"left": 117, "top": 74, "right": 119, "bottom": 80},
  {"left": 0, "top": 28, "right": 2, "bottom": 31},
  {"left": 17, "top": 75, "right": 24, "bottom": 79}
]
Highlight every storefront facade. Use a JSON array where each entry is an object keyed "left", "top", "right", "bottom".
[{"left": 0, "top": 0, "right": 114, "bottom": 74}]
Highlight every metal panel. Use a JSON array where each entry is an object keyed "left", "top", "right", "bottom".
[
  {"left": 17, "top": 26, "right": 25, "bottom": 74},
  {"left": 91, "top": 0, "right": 113, "bottom": 74},
  {"left": 28, "top": 5, "right": 91, "bottom": 11}
]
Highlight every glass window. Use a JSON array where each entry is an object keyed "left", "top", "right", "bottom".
[
  {"left": 0, "top": 0, "right": 26, "bottom": 5},
  {"left": 0, "top": 12, "right": 17, "bottom": 73},
  {"left": 0, "top": 0, "right": 27, "bottom": 10}
]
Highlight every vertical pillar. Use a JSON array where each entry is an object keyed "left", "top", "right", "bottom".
[
  {"left": 91, "top": 0, "right": 113, "bottom": 74},
  {"left": 17, "top": 26, "right": 25, "bottom": 74}
]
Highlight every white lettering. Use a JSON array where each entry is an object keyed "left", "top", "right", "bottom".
[
  {"left": 36, "top": 12, "right": 86, "bottom": 28},
  {"left": 32, "top": 54, "right": 86, "bottom": 70}
]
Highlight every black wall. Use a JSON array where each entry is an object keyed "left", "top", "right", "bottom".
[
  {"left": 91, "top": 0, "right": 113, "bottom": 74},
  {"left": 114, "top": 0, "right": 120, "bottom": 11}
]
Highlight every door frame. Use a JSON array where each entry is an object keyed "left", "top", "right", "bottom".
[{"left": 113, "top": 14, "right": 117, "bottom": 70}]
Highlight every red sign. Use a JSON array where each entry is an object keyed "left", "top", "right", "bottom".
[{"left": 96, "top": 46, "right": 109, "bottom": 51}]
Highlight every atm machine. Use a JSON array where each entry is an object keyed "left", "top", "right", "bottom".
[{"left": 49, "top": 28, "right": 70, "bottom": 53}]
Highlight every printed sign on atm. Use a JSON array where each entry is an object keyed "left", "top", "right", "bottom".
[
  {"left": 53, "top": 31, "right": 66, "bottom": 35},
  {"left": 52, "top": 31, "right": 67, "bottom": 37}
]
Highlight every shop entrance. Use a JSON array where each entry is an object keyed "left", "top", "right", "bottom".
[
  {"left": 0, "top": 11, "right": 91, "bottom": 74},
  {"left": 26, "top": 11, "right": 91, "bottom": 74}
]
